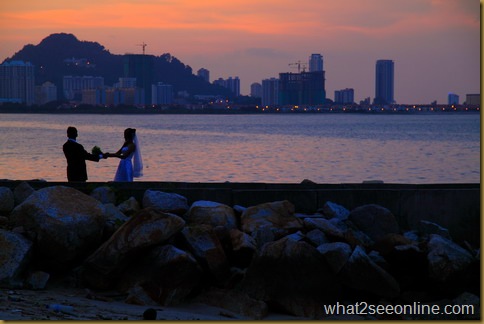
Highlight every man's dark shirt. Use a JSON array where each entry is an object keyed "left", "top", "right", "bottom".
[{"left": 63, "top": 139, "right": 99, "bottom": 182}]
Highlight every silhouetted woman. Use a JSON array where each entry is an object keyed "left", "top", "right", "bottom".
[{"left": 105, "top": 128, "right": 143, "bottom": 181}]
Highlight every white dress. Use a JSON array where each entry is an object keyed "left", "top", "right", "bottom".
[{"left": 114, "top": 147, "right": 134, "bottom": 182}]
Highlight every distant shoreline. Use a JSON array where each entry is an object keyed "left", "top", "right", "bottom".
[{"left": 0, "top": 107, "right": 479, "bottom": 115}]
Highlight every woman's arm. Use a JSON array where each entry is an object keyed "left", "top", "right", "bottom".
[{"left": 105, "top": 144, "right": 135, "bottom": 159}]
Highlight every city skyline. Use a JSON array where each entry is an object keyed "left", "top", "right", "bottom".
[{"left": 0, "top": 0, "right": 479, "bottom": 104}]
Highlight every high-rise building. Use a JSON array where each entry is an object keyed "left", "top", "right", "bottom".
[
  {"left": 213, "top": 76, "right": 240, "bottom": 96},
  {"left": 197, "top": 68, "right": 210, "bottom": 83},
  {"left": 375, "top": 60, "right": 394, "bottom": 105},
  {"left": 124, "top": 54, "right": 155, "bottom": 105},
  {"left": 35, "top": 81, "right": 57, "bottom": 105},
  {"left": 63, "top": 76, "right": 104, "bottom": 100},
  {"left": 465, "top": 94, "right": 480, "bottom": 106},
  {"left": 261, "top": 78, "right": 279, "bottom": 106},
  {"left": 448, "top": 93, "right": 459, "bottom": 105},
  {"left": 226, "top": 77, "right": 240, "bottom": 96},
  {"left": 0, "top": 60, "right": 35, "bottom": 105},
  {"left": 309, "top": 54, "right": 323, "bottom": 72},
  {"left": 152, "top": 82, "right": 174, "bottom": 105},
  {"left": 334, "top": 88, "right": 354, "bottom": 104},
  {"left": 250, "top": 82, "right": 262, "bottom": 98},
  {"left": 279, "top": 71, "right": 326, "bottom": 106}
]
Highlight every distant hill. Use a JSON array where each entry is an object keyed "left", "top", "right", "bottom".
[{"left": 4, "top": 33, "right": 231, "bottom": 98}]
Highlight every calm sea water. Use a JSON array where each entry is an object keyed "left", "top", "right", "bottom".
[{"left": 0, "top": 113, "right": 480, "bottom": 184}]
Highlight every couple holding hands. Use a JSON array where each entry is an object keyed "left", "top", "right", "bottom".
[{"left": 63, "top": 126, "right": 143, "bottom": 182}]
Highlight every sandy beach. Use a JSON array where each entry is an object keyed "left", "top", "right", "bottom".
[{"left": 0, "top": 285, "right": 308, "bottom": 321}]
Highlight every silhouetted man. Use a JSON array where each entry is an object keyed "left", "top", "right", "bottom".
[{"left": 63, "top": 126, "right": 101, "bottom": 182}]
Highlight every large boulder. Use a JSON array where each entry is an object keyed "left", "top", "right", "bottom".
[
  {"left": 339, "top": 245, "right": 400, "bottom": 298},
  {"left": 0, "top": 229, "right": 33, "bottom": 288},
  {"left": 143, "top": 190, "right": 189, "bottom": 215},
  {"left": 240, "top": 236, "right": 341, "bottom": 318},
  {"left": 180, "top": 225, "right": 230, "bottom": 285},
  {"left": 317, "top": 242, "right": 352, "bottom": 274},
  {"left": 304, "top": 217, "right": 373, "bottom": 248},
  {"left": 241, "top": 200, "right": 303, "bottom": 235},
  {"left": 13, "top": 182, "right": 35, "bottom": 206},
  {"left": 184, "top": 200, "right": 237, "bottom": 229},
  {"left": 228, "top": 228, "right": 257, "bottom": 268},
  {"left": 427, "top": 234, "right": 474, "bottom": 282},
  {"left": 82, "top": 207, "right": 185, "bottom": 289},
  {"left": 348, "top": 204, "right": 399, "bottom": 242},
  {"left": 9, "top": 186, "right": 106, "bottom": 270},
  {"left": 320, "top": 201, "right": 350, "bottom": 220},
  {"left": 117, "top": 196, "right": 140, "bottom": 217},
  {"left": 0, "top": 187, "right": 14, "bottom": 214},
  {"left": 90, "top": 186, "right": 116, "bottom": 204},
  {"left": 120, "top": 245, "right": 203, "bottom": 306}
]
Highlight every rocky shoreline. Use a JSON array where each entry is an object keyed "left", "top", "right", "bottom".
[{"left": 0, "top": 182, "right": 480, "bottom": 320}]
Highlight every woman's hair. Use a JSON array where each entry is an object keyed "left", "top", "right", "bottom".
[{"left": 124, "top": 128, "right": 136, "bottom": 141}]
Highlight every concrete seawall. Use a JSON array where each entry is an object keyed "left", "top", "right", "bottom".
[{"left": 1, "top": 181, "right": 479, "bottom": 246}]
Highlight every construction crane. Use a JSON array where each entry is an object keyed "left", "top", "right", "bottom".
[
  {"left": 289, "top": 60, "right": 308, "bottom": 73},
  {"left": 136, "top": 42, "right": 148, "bottom": 55}
]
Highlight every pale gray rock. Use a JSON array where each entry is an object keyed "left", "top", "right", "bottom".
[
  {"left": 185, "top": 200, "right": 237, "bottom": 229},
  {"left": 303, "top": 217, "right": 346, "bottom": 240},
  {"left": 321, "top": 201, "right": 350, "bottom": 220},
  {"left": 241, "top": 200, "right": 303, "bottom": 235},
  {"left": 90, "top": 186, "right": 116, "bottom": 204},
  {"left": 142, "top": 190, "right": 189, "bottom": 215},
  {"left": 9, "top": 186, "right": 105, "bottom": 270},
  {"left": 0, "top": 229, "right": 33, "bottom": 287},
  {"left": 317, "top": 242, "right": 352, "bottom": 274},
  {"left": 305, "top": 229, "right": 329, "bottom": 246},
  {"left": 427, "top": 234, "right": 474, "bottom": 282},
  {"left": 348, "top": 204, "right": 399, "bottom": 242},
  {"left": 0, "top": 187, "right": 14, "bottom": 214}
]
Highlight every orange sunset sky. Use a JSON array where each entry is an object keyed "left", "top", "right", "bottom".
[{"left": 0, "top": 0, "right": 480, "bottom": 104}]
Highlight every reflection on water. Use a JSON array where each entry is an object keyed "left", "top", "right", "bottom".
[{"left": 0, "top": 113, "right": 480, "bottom": 183}]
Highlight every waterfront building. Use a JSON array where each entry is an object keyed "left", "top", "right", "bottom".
[
  {"left": 226, "top": 77, "right": 240, "bottom": 96},
  {"left": 261, "top": 78, "right": 279, "bottom": 106},
  {"left": 375, "top": 59, "right": 394, "bottom": 105},
  {"left": 124, "top": 54, "right": 155, "bottom": 105},
  {"left": 82, "top": 88, "right": 106, "bottom": 105},
  {"left": 279, "top": 71, "right": 325, "bottom": 106},
  {"left": 152, "top": 82, "right": 174, "bottom": 105},
  {"left": 309, "top": 54, "right": 323, "bottom": 72},
  {"left": 465, "top": 94, "right": 480, "bottom": 106},
  {"left": 35, "top": 81, "right": 57, "bottom": 105},
  {"left": 197, "top": 68, "right": 210, "bottom": 83},
  {"left": 448, "top": 93, "right": 459, "bottom": 105},
  {"left": 117, "top": 77, "right": 137, "bottom": 88},
  {"left": 250, "top": 82, "right": 262, "bottom": 98},
  {"left": 0, "top": 60, "right": 35, "bottom": 105},
  {"left": 212, "top": 76, "right": 240, "bottom": 96},
  {"left": 334, "top": 88, "right": 354, "bottom": 104},
  {"left": 63, "top": 75, "right": 104, "bottom": 100}
]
